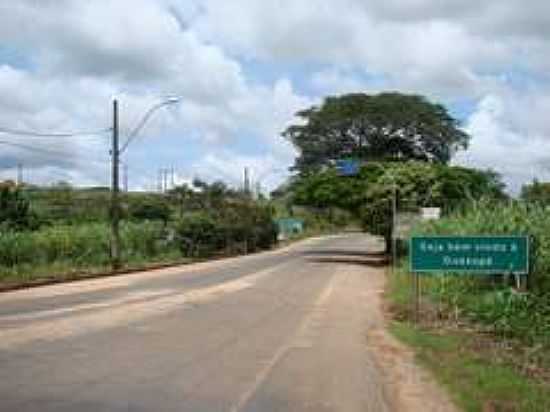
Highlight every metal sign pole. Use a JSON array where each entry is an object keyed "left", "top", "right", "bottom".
[
  {"left": 415, "top": 272, "right": 420, "bottom": 324},
  {"left": 392, "top": 182, "right": 397, "bottom": 269}
]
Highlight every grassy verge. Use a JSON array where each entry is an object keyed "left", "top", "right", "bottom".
[
  {"left": 387, "top": 267, "right": 550, "bottom": 412},
  {"left": 0, "top": 251, "right": 192, "bottom": 289},
  {"left": 390, "top": 321, "right": 550, "bottom": 412},
  {"left": 0, "top": 229, "right": 334, "bottom": 290}
]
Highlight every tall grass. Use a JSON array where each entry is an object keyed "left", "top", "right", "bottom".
[
  {"left": 411, "top": 199, "right": 550, "bottom": 345},
  {"left": 415, "top": 199, "right": 550, "bottom": 293},
  {"left": 0, "top": 222, "right": 179, "bottom": 282}
]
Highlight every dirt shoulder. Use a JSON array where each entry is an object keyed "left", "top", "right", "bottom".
[
  {"left": 359, "top": 263, "right": 459, "bottom": 412},
  {"left": 384, "top": 267, "right": 550, "bottom": 412}
]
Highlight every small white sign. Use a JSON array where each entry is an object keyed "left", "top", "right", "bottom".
[{"left": 421, "top": 207, "right": 441, "bottom": 221}]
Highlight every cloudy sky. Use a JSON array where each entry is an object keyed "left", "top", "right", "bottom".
[{"left": 1, "top": 1, "right": 549, "bottom": 193}]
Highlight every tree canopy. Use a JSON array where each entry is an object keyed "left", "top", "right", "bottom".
[
  {"left": 291, "top": 161, "right": 505, "bottom": 251},
  {"left": 520, "top": 179, "right": 550, "bottom": 204},
  {"left": 283, "top": 92, "right": 470, "bottom": 174}
]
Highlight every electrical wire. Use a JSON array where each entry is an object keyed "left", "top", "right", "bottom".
[
  {"left": 0, "top": 140, "right": 111, "bottom": 167},
  {"left": 0, "top": 140, "right": 69, "bottom": 157},
  {"left": 0, "top": 126, "right": 112, "bottom": 138}
]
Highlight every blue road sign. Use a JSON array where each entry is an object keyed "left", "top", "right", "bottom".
[{"left": 335, "top": 159, "right": 360, "bottom": 176}]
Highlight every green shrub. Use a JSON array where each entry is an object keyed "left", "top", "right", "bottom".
[
  {"left": 175, "top": 213, "right": 218, "bottom": 257},
  {"left": 127, "top": 198, "right": 171, "bottom": 224},
  {"left": 0, "top": 186, "right": 40, "bottom": 231},
  {"left": 174, "top": 206, "right": 278, "bottom": 258}
]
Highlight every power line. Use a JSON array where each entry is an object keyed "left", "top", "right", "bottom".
[
  {"left": 0, "top": 140, "right": 70, "bottom": 157},
  {"left": 0, "top": 126, "right": 112, "bottom": 138},
  {"left": 0, "top": 140, "right": 111, "bottom": 168}
]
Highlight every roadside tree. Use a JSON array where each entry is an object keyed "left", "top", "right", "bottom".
[{"left": 283, "top": 92, "right": 470, "bottom": 174}]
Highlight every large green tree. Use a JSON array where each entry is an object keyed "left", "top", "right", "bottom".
[{"left": 283, "top": 92, "right": 470, "bottom": 174}]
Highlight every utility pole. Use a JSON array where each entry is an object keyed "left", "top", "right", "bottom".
[
  {"left": 392, "top": 181, "right": 397, "bottom": 267},
  {"left": 158, "top": 169, "right": 163, "bottom": 193},
  {"left": 16, "top": 163, "right": 23, "bottom": 186},
  {"left": 158, "top": 168, "right": 168, "bottom": 193},
  {"left": 163, "top": 168, "right": 169, "bottom": 193},
  {"left": 256, "top": 181, "right": 261, "bottom": 199},
  {"left": 244, "top": 167, "right": 250, "bottom": 196},
  {"left": 108, "top": 96, "right": 180, "bottom": 266},
  {"left": 111, "top": 99, "right": 121, "bottom": 269},
  {"left": 123, "top": 163, "right": 128, "bottom": 192}
]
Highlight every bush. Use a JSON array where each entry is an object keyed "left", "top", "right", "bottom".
[
  {"left": 0, "top": 186, "right": 39, "bottom": 230},
  {"left": 175, "top": 213, "right": 218, "bottom": 257},
  {"left": 174, "top": 204, "right": 278, "bottom": 258},
  {"left": 127, "top": 198, "right": 171, "bottom": 224},
  {"left": 465, "top": 289, "right": 550, "bottom": 343}
]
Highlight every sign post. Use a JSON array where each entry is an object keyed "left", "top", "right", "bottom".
[{"left": 409, "top": 235, "right": 529, "bottom": 323}]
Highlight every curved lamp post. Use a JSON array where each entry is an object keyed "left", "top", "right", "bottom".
[
  {"left": 119, "top": 97, "right": 181, "bottom": 154},
  {"left": 111, "top": 97, "right": 181, "bottom": 268}
]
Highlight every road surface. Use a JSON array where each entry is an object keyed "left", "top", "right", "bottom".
[{"left": 0, "top": 234, "right": 456, "bottom": 412}]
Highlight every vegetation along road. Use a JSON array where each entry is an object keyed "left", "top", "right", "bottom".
[{"left": 0, "top": 234, "right": 455, "bottom": 412}]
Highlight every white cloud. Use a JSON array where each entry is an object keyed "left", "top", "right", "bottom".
[
  {"left": 0, "top": 1, "right": 310, "bottom": 188},
  {"left": 310, "top": 68, "right": 369, "bottom": 95},
  {"left": 455, "top": 93, "right": 550, "bottom": 194},
  {"left": 188, "top": 150, "right": 291, "bottom": 192},
  {"left": 1, "top": 0, "right": 550, "bottom": 194},
  {"left": 192, "top": 0, "right": 521, "bottom": 98}
]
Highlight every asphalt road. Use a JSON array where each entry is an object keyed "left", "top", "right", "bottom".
[{"left": 0, "top": 234, "right": 453, "bottom": 412}]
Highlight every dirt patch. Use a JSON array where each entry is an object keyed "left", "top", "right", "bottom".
[
  {"left": 363, "top": 273, "right": 459, "bottom": 412},
  {"left": 367, "top": 328, "right": 459, "bottom": 412}
]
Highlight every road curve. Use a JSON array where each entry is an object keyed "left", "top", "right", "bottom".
[{"left": 0, "top": 234, "right": 455, "bottom": 412}]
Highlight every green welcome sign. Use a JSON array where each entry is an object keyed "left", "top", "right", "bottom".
[{"left": 410, "top": 236, "right": 529, "bottom": 274}]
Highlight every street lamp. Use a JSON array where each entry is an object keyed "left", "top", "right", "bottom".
[
  {"left": 110, "top": 97, "right": 181, "bottom": 269},
  {"left": 119, "top": 97, "right": 181, "bottom": 154}
]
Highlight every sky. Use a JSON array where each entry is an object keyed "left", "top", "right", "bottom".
[{"left": 1, "top": 1, "right": 550, "bottom": 194}]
